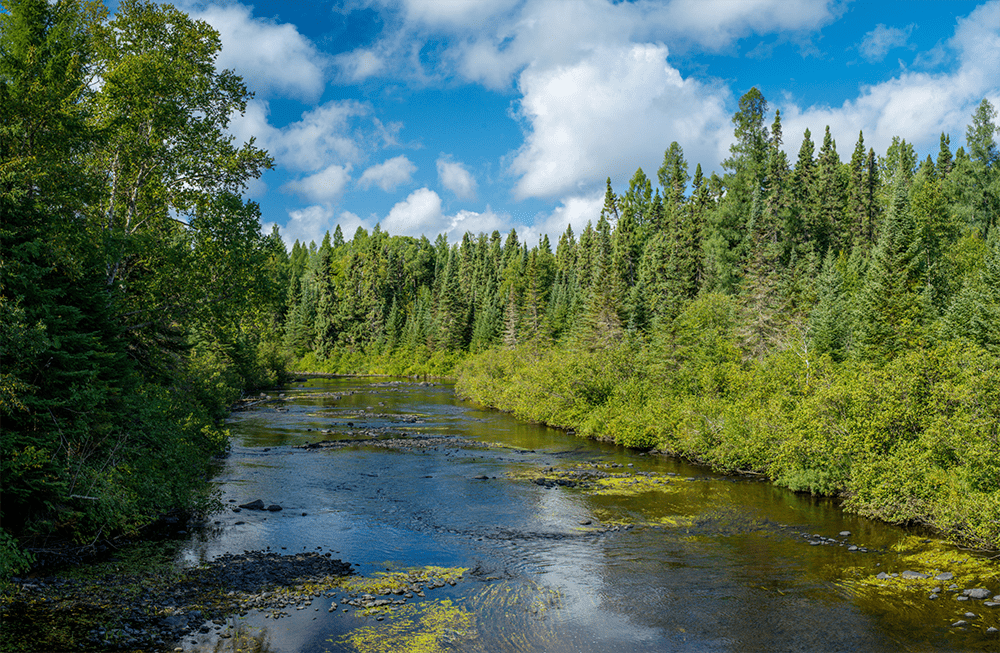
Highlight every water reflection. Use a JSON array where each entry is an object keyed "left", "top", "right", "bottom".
[{"left": 177, "top": 377, "right": 999, "bottom": 652}]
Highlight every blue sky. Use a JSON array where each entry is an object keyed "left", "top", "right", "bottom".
[{"left": 167, "top": 0, "right": 999, "bottom": 248}]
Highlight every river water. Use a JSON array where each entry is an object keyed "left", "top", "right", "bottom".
[{"left": 178, "top": 377, "right": 1000, "bottom": 652}]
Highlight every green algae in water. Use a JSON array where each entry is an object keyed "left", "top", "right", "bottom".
[
  {"left": 339, "top": 599, "right": 476, "bottom": 653},
  {"left": 505, "top": 463, "right": 679, "bottom": 498},
  {"left": 590, "top": 473, "right": 677, "bottom": 496}
]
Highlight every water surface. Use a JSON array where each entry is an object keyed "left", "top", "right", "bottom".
[{"left": 179, "top": 377, "right": 1000, "bottom": 652}]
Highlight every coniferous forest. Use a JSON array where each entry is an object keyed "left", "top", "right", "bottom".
[
  {"left": 2, "top": 0, "right": 999, "bottom": 580},
  {"left": 266, "top": 90, "right": 1000, "bottom": 551}
]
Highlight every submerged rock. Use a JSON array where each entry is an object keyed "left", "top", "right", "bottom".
[{"left": 239, "top": 500, "right": 265, "bottom": 511}]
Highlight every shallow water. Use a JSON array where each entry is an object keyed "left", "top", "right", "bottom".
[{"left": 178, "top": 377, "right": 1000, "bottom": 652}]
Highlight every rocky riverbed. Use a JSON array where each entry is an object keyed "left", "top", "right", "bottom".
[{"left": 1, "top": 548, "right": 354, "bottom": 651}]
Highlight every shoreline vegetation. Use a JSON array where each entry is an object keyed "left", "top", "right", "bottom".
[
  {"left": 3, "top": 0, "right": 999, "bottom": 589},
  {"left": 276, "top": 82, "right": 1000, "bottom": 550}
]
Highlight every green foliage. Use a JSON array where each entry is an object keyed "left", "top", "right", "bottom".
[
  {"left": 0, "top": 0, "right": 285, "bottom": 574},
  {"left": 276, "top": 89, "right": 1000, "bottom": 550}
]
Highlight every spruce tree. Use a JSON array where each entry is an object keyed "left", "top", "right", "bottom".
[{"left": 854, "top": 162, "right": 924, "bottom": 360}]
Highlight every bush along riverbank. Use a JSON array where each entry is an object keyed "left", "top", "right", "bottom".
[{"left": 455, "top": 319, "right": 1000, "bottom": 551}]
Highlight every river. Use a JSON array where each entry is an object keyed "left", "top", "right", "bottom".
[{"left": 177, "top": 377, "right": 1000, "bottom": 652}]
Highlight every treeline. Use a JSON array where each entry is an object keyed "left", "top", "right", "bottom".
[
  {"left": 280, "top": 91, "right": 1000, "bottom": 548},
  {"left": 1, "top": 0, "right": 286, "bottom": 575}
]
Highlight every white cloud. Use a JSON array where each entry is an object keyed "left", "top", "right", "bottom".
[
  {"left": 359, "top": 156, "right": 418, "bottom": 192},
  {"left": 542, "top": 192, "right": 605, "bottom": 236},
  {"left": 446, "top": 207, "right": 508, "bottom": 238},
  {"left": 376, "top": 188, "right": 509, "bottom": 239},
  {"left": 229, "top": 99, "right": 369, "bottom": 172},
  {"left": 510, "top": 43, "right": 730, "bottom": 199},
  {"left": 352, "top": 0, "right": 841, "bottom": 89},
  {"left": 243, "top": 176, "right": 268, "bottom": 200},
  {"left": 857, "top": 23, "right": 915, "bottom": 63},
  {"left": 399, "top": 0, "right": 522, "bottom": 27},
  {"left": 281, "top": 165, "right": 352, "bottom": 203},
  {"left": 334, "top": 48, "right": 385, "bottom": 82},
  {"left": 780, "top": 1, "right": 1000, "bottom": 159},
  {"left": 382, "top": 187, "right": 445, "bottom": 237},
  {"left": 265, "top": 207, "right": 369, "bottom": 250},
  {"left": 273, "top": 204, "right": 334, "bottom": 249},
  {"left": 436, "top": 157, "right": 478, "bottom": 199},
  {"left": 190, "top": 3, "right": 328, "bottom": 102}
]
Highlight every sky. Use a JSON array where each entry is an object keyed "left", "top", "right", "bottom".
[{"left": 160, "top": 0, "right": 999, "bottom": 248}]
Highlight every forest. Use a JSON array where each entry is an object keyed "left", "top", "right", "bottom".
[
  {"left": 273, "top": 92, "right": 1000, "bottom": 550},
  {"left": 1, "top": 0, "right": 287, "bottom": 576},
  {"left": 2, "top": 0, "right": 999, "bottom": 580}
]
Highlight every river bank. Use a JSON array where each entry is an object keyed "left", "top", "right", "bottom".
[{"left": 455, "top": 340, "right": 1000, "bottom": 552}]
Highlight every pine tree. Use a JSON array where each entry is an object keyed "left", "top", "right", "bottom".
[{"left": 936, "top": 133, "right": 953, "bottom": 178}]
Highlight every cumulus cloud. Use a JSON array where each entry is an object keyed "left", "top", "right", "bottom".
[
  {"left": 780, "top": 1, "right": 1000, "bottom": 159},
  {"left": 446, "top": 207, "right": 508, "bottom": 238},
  {"left": 281, "top": 165, "right": 352, "bottom": 203},
  {"left": 376, "top": 188, "right": 509, "bottom": 239},
  {"left": 437, "top": 157, "right": 478, "bottom": 199},
  {"left": 510, "top": 43, "right": 730, "bottom": 199},
  {"left": 539, "top": 192, "right": 605, "bottom": 237},
  {"left": 857, "top": 23, "right": 915, "bottom": 63},
  {"left": 359, "top": 156, "right": 418, "bottom": 192},
  {"left": 349, "top": 0, "right": 842, "bottom": 88},
  {"left": 271, "top": 204, "right": 334, "bottom": 249},
  {"left": 229, "top": 99, "right": 369, "bottom": 172},
  {"left": 382, "top": 188, "right": 445, "bottom": 237},
  {"left": 190, "top": 3, "right": 328, "bottom": 102},
  {"left": 264, "top": 207, "right": 369, "bottom": 250}
]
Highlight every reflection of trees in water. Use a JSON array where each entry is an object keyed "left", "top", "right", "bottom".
[{"left": 209, "top": 623, "right": 275, "bottom": 653}]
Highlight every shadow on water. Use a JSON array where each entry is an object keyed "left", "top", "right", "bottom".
[{"left": 172, "top": 377, "right": 1000, "bottom": 652}]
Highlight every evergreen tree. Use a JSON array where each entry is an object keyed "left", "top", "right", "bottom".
[
  {"left": 940, "top": 229, "right": 1000, "bottom": 352},
  {"left": 658, "top": 141, "right": 690, "bottom": 211},
  {"left": 788, "top": 128, "right": 817, "bottom": 251},
  {"left": 814, "top": 126, "right": 846, "bottom": 253},
  {"left": 847, "top": 131, "right": 868, "bottom": 246},
  {"left": 963, "top": 98, "right": 999, "bottom": 235},
  {"left": 854, "top": 162, "right": 924, "bottom": 360},
  {"left": 810, "top": 251, "right": 851, "bottom": 360},
  {"left": 600, "top": 177, "right": 620, "bottom": 223},
  {"left": 936, "top": 133, "right": 953, "bottom": 178}
]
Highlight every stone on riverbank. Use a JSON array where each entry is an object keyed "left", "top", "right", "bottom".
[{"left": 239, "top": 500, "right": 265, "bottom": 510}]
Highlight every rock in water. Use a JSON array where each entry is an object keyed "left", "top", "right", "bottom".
[
  {"left": 239, "top": 500, "right": 265, "bottom": 510},
  {"left": 964, "top": 588, "right": 991, "bottom": 599},
  {"left": 901, "top": 570, "right": 930, "bottom": 579}
]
